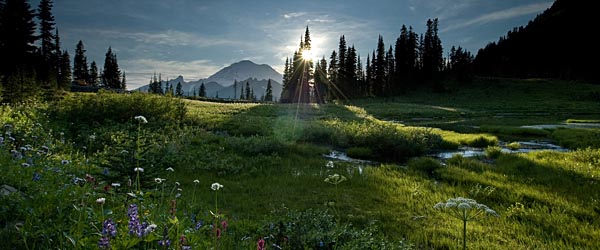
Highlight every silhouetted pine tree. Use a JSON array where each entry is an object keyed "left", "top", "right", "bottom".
[
  {"left": 374, "top": 35, "right": 386, "bottom": 96},
  {"left": 175, "top": 81, "right": 183, "bottom": 97},
  {"left": 73, "top": 40, "right": 88, "bottom": 83},
  {"left": 314, "top": 57, "right": 328, "bottom": 103},
  {"left": 245, "top": 81, "right": 251, "bottom": 100},
  {"left": 264, "top": 79, "right": 273, "bottom": 101},
  {"left": 0, "top": 0, "right": 38, "bottom": 100},
  {"left": 422, "top": 18, "right": 443, "bottom": 89},
  {"left": 37, "top": 0, "right": 56, "bottom": 86},
  {"left": 233, "top": 80, "right": 237, "bottom": 99},
  {"left": 58, "top": 50, "right": 71, "bottom": 89},
  {"left": 102, "top": 47, "right": 121, "bottom": 89},
  {"left": 88, "top": 61, "right": 99, "bottom": 87}
]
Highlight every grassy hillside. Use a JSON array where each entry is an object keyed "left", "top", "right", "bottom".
[{"left": 1, "top": 80, "right": 599, "bottom": 249}]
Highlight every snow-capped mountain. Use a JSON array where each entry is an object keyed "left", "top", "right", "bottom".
[
  {"left": 135, "top": 60, "right": 283, "bottom": 99},
  {"left": 205, "top": 60, "right": 282, "bottom": 87}
]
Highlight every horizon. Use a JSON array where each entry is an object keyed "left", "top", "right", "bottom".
[{"left": 33, "top": 0, "right": 553, "bottom": 89}]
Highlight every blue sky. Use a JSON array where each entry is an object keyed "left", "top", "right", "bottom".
[{"left": 40, "top": 0, "right": 554, "bottom": 89}]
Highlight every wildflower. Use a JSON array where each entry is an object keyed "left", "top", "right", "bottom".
[
  {"left": 326, "top": 161, "right": 334, "bottom": 168},
  {"left": 134, "top": 115, "right": 148, "bottom": 123},
  {"left": 127, "top": 204, "right": 143, "bottom": 237},
  {"left": 158, "top": 239, "right": 171, "bottom": 247},
  {"left": 154, "top": 178, "right": 165, "bottom": 184},
  {"left": 103, "top": 185, "right": 111, "bottom": 192},
  {"left": 211, "top": 182, "right": 224, "bottom": 191},
  {"left": 193, "top": 179, "right": 200, "bottom": 184},
  {"left": 144, "top": 224, "right": 157, "bottom": 235},
  {"left": 73, "top": 177, "right": 86, "bottom": 185},
  {"left": 41, "top": 145, "right": 49, "bottom": 151},
  {"left": 176, "top": 193, "right": 182, "bottom": 198},
  {"left": 61, "top": 159, "right": 70, "bottom": 165},
  {"left": 9, "top": 136, "right": 15, "bottom": 142},
  {"left": 96, "top": 198, "right": 106, "bottom": 204},
  {"left": 221, "top": 220, "right": 228, "bottom": 231},
  {"left": 257, "top": 238, "right": 266, "bottom": 250},
  {"left": 21, "top": 163, "right": 31, "bottom": 167},
  {"left": 85, "top": 174, "right": 95, "bottom": 183},
  {"left": 324, "top": 174, "right": 347, "bottom": 185},
  {"left": 195, "top": 220, "right": 204, "bottom": 230},
  {"left": 111, "top": 183, "right": 121, "bottom": 188},
  {"left": 166, "top": 167, "right": 174, "bottom": 172},
  {"left": 98, "top": 237, "right": 110, "bottom": 249},
  {"left": 120, "top": 149, "right": 129, "bottom": 154},
  {"left": 102, "top": 218, "right": 118, "bottom": 237},
  {"left": 20, "top": 146, "right": 27, "bottom": 151},
  {"left": 32, "top": 172, "right": 41, "bottom": 181},
  {"left": 89, "top": 134, "right": 96, "bottom": 140},
  {"left": 175, "top": 182, "right": 180, "bottom": 186},
  {"left": 126, "top": 192, "right": 137, "bottom": 198},
  {"left": 134, "top": 167, "right": 144, "bottom": 172},
  {"left": 216, "top": 228, "right": 222, "bottom": 238},
  {"left": 159, "top": 226, "right": 171, "bottom": 246}
]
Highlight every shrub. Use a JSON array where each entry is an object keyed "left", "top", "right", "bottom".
[
  {"left": 507, "top": 142, "right": 521, "bottom": 150},
  {"left": 408, "top": 157, "right": 443, "bottom": 177},
  {"left": 485, "top": 146, "right": 503, "bottom": 159},
  {"left": 346, "top": 147, "right": 373, "bottom": 159}
]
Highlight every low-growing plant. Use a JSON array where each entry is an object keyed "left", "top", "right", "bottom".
[
  {"left": 485, "top": 146, "right": 503, "bottom": 159},
  {"left": 434, "top": 197, "right": 499, "bottom": 250},
  {"left": 507, "top": 142, "right": 521, "bottom": 150},
  {"left": 408, "top": 157, "right": 443, "bottom": 177}
]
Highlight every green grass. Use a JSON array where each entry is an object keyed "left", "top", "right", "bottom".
[{"left": 2, "top": 79, "right": 600, "bottom": 249}]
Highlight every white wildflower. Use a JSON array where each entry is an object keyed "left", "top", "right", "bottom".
[
  {"left": 166, "top": 167, "right": 174, "bottom": 172},
  {"left": 61, "top": 160, "right": 70, "bottom": 165},
  {"left": 134, "top": 167, "right": 144, "bottom": 172},
  {"left": 21, "top": 163, "right": 31, "bottom": 167},
  {"left": 193, "top": 179, "right": 200, "bottom": 184},
  {"left": 134, "top": 115, "right": 148, "bottom": 124},
  {"left": 211, "top": 182, "right": 224, "bottom": 191},
  {"left": 96, "top": 198, "right": 106, "bottom": 204},
  {"left": 144, "top": 224, "right": 157, "bottom": 234},
  {"left": 111, "top": 183, "right": 121, "bottom": 187},
  {"left": 326, "top": 161, "right": 334, "bottom": 168},
  {"left": 154, "top": 178, "right": 164, "bottom": 184},
  {"left": 175, "top": 182, "right": 180, "bottom": 186}
]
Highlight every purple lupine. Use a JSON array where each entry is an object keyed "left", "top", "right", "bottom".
[
  {"left": 158, "top": 226, "right": 171, "bottom": 247},
  {"left": 99, "top": 218, "right": 117, "bottom": 249},
  {"left": 195, "top": 219, "right": 204, "bottom": 230},
  {"left": 127, "top": 204, "right": 143, "bottom": 237},
  {"left": 32, "top": 172, "right": 41, "bottom": 181},
  {"left": 98, "top": 237, "right": 110, "bottom": 249}
]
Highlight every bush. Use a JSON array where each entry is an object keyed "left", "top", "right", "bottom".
[
  {"left": 346, "top": 147, "right": 373, "bottom": 159},
  {"left": 507, "top": 142, "right": 521, "bottom": 150},
  {"left": 408, "top": 157, "right": 443, "bottom": 177},
  {"left": 447, "top": 154, "right": 491, "bottom": 173},
  {"left": 485, "top": 146, "right": 503, "bottom": 159}
]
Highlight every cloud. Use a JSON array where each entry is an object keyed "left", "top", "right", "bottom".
[
  {"left": 72, "top": 28, "right": 241, "bottom": 48},
  {"left": 283, "top": 12, "right": 307, "bottom": 19},
  {"left": 121, "top": 59, "right": 221, "bottom": 89},
  {"left": 442, "top": 2, "right": 553, "bottom": 32}
]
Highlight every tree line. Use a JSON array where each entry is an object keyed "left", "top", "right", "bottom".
[
  {"left": 281, "top": 20, "right": 473, "bottom": 103},
  {"left": 147, "top": 76, "right": 274, "bottom": 102},
  {"left": 0, "top": 0, "right": 125, "bottom": 102}
]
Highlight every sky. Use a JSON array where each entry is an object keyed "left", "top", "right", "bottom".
[{"left": 37, "top": 0, "right": 554, "bottom": 89}]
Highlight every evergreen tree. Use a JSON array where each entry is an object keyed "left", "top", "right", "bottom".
[
  {"left": 422, "top": 18, "right": 443, "bottom": 87},
  {"left": 37, "top": 0, "right": 55, "bottom": 60},
  {"left": 175, "top": 81, "right": 183, "bottom": 97},
  {"left": 265, "top": 79, "right": 273, "bottom": 101},
  {"left": 54, "top": 29, "right": 63, "bottom": 88},
  {"left": 374, "top": 35, "right": 386, "bottom": 96},
  {"left": 102, "top": 47, "right": 121, "bottom": 89},
  {"left": 37, "top": 0, "right": 56, "bottom": 86},
  {"left": 314, "top": 57, "right": 328, "bottom": 103},
  {"left": 167, "top": 81, "right": 174, "bottom": 95},
  {"left": 0, "top": 0, "right": 37, "bottom": 100},
  {"left": 199, "top": 83, "right": 206, "bottom": 97},
  {"left": 240, "top": 85, "right": 244, "bottom": 99},
  {"left": 58, "top": 50, "right": 71, "bottom": 90},
  {"left": 385, "top": 46, "right": 395, "bottom": 95},
  {"left": 121, "top": 72, "right": 127, "bottom": 89},
  {"left": 328, "top": 50, "right": 338, "bottom": 87},
  {"left": 337, "top": 36, "right": 347, "bottom": 94},
  {"left": 365, "top": 53, "right": 372, "bottom": 96},
  {"left": 73, "top": 40, "right": 88, "bottom": 82},
  {"left": 245, "top": 81, "right": 250, "bottom": 100},
  {"left": 233, "top": 80, "right": 237, "bottom": 99},
  {"left": 88, "top": 61, "right": 99, "bottom": 87}
]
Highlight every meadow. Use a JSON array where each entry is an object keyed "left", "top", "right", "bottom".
[{"left": 1, "top": 79, "right": 600, "bottom": 249}]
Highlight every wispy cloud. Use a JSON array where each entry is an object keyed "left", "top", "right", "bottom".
[
  {"left": 122, "top": 59, "right": 221, "bottom": 89},
  {"left": 442, "top": 2, "right": 552, "bottom": 32},
  {"left": 283, "top": 12, "right": 307, "bottom": 19},
  {"left": 72, "top": 29, "right": 241, "bottom": 48}
]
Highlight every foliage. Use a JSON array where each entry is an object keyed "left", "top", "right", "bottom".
[
  {"left": 485, "top": 146, "right": 503, "bottom": 159},
  {"left": 408, "top": 157, "right": 442, "bottom": 178}
]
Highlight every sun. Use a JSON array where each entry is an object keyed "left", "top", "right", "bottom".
[{"left": 302, "top": 49, "right": 316, "bottom": 61}]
